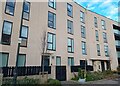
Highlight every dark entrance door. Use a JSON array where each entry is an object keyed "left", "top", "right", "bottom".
[
  {"left": 106, "top": 61, "right": 110, "bottom": 70},
  {"left": 101, "top": 61, "right": 105, "bottom": 71},
  {"left": 56, "top": 66, "right": 66, "bottom": 81}
]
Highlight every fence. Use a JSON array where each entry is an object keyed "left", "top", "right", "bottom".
[
  {"left": 71, "top": 65, "right": 93, "bottom": 72},
  {"left": 2, "top": 66, "right": 51, "bottom": 77}
]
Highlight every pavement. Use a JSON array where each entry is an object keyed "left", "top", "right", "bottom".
[{"left": 61, "top": 78, "right": 120, "bottom": 86}]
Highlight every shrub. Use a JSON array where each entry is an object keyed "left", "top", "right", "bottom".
[
  {"left": 47, "top": 78, "right": 61, "bottom": 86},
  {"left": 78, "top": 68, "right": 85, "bottom": 79}
]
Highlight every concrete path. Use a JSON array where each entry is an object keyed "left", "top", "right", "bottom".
[{"left": 61, "top": 78, "right": 120, "bottom": 86}]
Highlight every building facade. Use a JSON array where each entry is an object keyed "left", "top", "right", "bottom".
[{"left": 0, "top": 0, "right": 119, "bottom": 74}]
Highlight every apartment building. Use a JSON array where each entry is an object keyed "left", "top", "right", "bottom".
[{"left": 0, "top": 0, "right": 119, "bottom": 76}]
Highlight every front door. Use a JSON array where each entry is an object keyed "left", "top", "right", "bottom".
[
  {"left": 101, "top": 61, "right": 105, "bottom": 71},
  {"left": 41, "top": 55, "right": 50, "bottom": 67}
]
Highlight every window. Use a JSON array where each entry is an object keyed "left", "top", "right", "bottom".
[
  {"left": 81, "top": 25, "right": 86, "bottom": 38},
  {"left": 18, "top": 54, "right": 26, "bottom": 67},
  {"left": 47, "top": 32, "right": 56, "bottom": 51},
  {"left": 68, "top": 38, "right": 74, "bottom": 53},
  {"left": 48, "top": 0, "right": 56, "bottom": 9},
  {"left": 22, "top": 1, "right": 30, "bottom": 20},
  {"left": 56, "top": 56, "right": 61, "bottom": 66},
  {"left": 68, "top": 57, "right": 74, "bottom": 66},
  {"left": 94, "top": 17, "right": 98, "bottom": 27},
  {"left": 80, "top": 11, "right": 85, "bottom": 23},
  {"left": 0, "top": 53, "right": 9, "bottom": 67},
  {"left": 103, "top": 32, "right": 107, "bottom": 43},
  {"left": 20, "top": 25, "right": 29, "bottom": 47},
  {"left": 48, "top": 11, "right": 56, "bottom": 29},
  {"left": 101, "top": 20, "right": 106, "bottom": 30},
  {"left": 97, "top": 44, "right": 101, "bottom": 56},
  {"left": 82, "top": 41, "right": 87, "bottom": 55},
  {"left": 1, "top": 20, "right": 13, "bottom": 45},
  {"left": 95, "top": 30, "right": 99, "bottom": 41},
  {"left": 80, "top": 60, "right": 87, "bottom": 66},
  {"left": 67, "top": 20, "right": 73, "bottom": 34},
  {"left": 104, "top": 45, "right": 109, "bottom": 57},
  {"left": 5, "top": 0, "right": 15, "bottom": 16},
  {"left": 67, "top": 3, "right": 73, "bottom": 17}
]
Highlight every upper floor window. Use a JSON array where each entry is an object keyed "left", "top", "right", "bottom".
[
  {"left": 67, "top": 20, "right": 73, "bottom": 34},
  {"left": 103, "top": 32, "right": 107, "bottom": 43},
  {"left": 97, "top": 44, "right": 101, "bottom": 56},
  {"left": 82, "top": 41, "right": 87, "bottom": 55},
  {"left": 101, "top": 20, "right": 106, "bottom": 30},
  {"left": 95, "top": 30, "right": 99, "bottom": 41},
  {"left": 1, "top": 20, "right": 13, "bottom": 45},
  {"left": 20, "top": 25, "right": 29, "bottom": 47},
  {"left": 68, "top": 38, "right": 74, "bottom": 53},
  {"left": 67, "top": 3, "right": 73, "bottom": 17},
  {"left": 47, "top": 32, "right": 56, "bottom": 51},
  {"left": 81, "top": 25, "right": 86, "bottom": 38},
  {"left": 0, "top": 53, "right": 9, "bottom": 67},
  {"left": 48, "top": 11, "right": 56, "bottom": 29},
  {"left": 48, "top": 0, "right": 56, "bottom": 9},
  {"left": 68, "top": 57, "right": 74, "bottom": 66},
  {"left": 5, "top": 0, "right": 15, "bottom": 16},
  {"left": 104, "top": 45, "right": 109, "bottom": 57},
  {"left": 94, "top": 17, "right": 98, "bottom": 28},
  {"left": 23, "top": 1, "right": 30, "bottom": 20},
  {"left": 80, "top": 11, "right": 85, "bottom": 23}
]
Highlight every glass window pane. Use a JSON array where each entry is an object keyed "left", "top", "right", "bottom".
[
  {"left": 3, "top": 21, "right": 12, "bottom": 35},
  {"left": 18, "top": 55, "right": 26, "bottom": 67},
  {"left": 6, "top": 0, "right": 15, "bottom": 7},
  {"left": 56, "top": 56, "right": 61, "bottom": 66},
  {"left": 48, "top": 43, "right": 52, "bottom": 49},
  {"left": 6, "top": 6, "right": 14, "bottom": 15},
  {"left": 21, "top": 26, "right": 28, "bottom": 38},
  {"left": 48, "top": 33, "right": 52, "bottom": 42},
  {"left": 24, "top": 2, "right": 30, "bottom": 12},
  {"left": 53, "top": 35, "right": 56, "bottom": 50},
  {"left": 0, "top": 53, "right": 8, "bottom": 67},
  {"left": 23, "top": 12, "right": 29, "bottom": 20}
]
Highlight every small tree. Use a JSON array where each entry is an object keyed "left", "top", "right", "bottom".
[{"left": 41, "top": 30, "right": 47, "bottom": 77}]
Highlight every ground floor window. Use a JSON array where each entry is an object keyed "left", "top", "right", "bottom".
[
  {"left": 68, "top": 57, "right": 74, "bottom": 66},
  {"left": 0, "top": 52, "right": 9, "bottom": 67},
  {"left": 17, "top": 54, "right": 26, "bottom": 67}
]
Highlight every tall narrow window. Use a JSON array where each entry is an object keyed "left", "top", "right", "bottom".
[
  {"left": 95, "top": 30, "right": 99, "bottom": 41},
  {"left": 101, "top": 20, "right": 106, "bottom": 30},
  {"left": 94, "top": 17, "right": 98, "bottom": 27},
  {"left": 104, "top": 45, "right": 109, "bottom": 57},
  {"left": 80, "top": 11, "right": 85, "bottom": 23},
  {"left": 5, "top": 0, "right": 15, "bottom": 16},
  {"left": 103, "top": 32, "right": 107, "bottom": 43},
  {"left": 48, "top": 11, "right": 56, "bottom": 29},
  {"left": 20, "top": 25, "right": 29, "bottom": 47},
  {"left": 81, "top": 25, "right": 86, "bottom": 38},
  {"left": 1, "top": 20, "right": 13, "bottom": 45},
  {"left": 97, "top": 44, "right": 101, "bottom": 56},
  {"left": 68, "top": 57, "right": 74, "bottom": 66},
  {"left": 48, "top": 0, "right": 56, "bottom": 9},
  {"left": 68, "top": 38, "right": 74, "bottom": 53},
  {"left": 18, "top": 54, "right": 26, "bottom": 67},
  {"left": 47, "top": 32, "right": 56, "bottom": 51},
  {"left": 67, "top": 20, "right": 73, "bottom": 34},
  {"left": 0, "top": 53, "right": 9, "bottom": 67},
  {"left": 82, "top": 41, "right": 87, "bottom": 55},
  {"left": 23, "top": 1, "right": 30, "bottom": 20},
  {"left": 56, "top": 56, "right": 61, "bottom": 66},
  {"left": 67, "top": 3, "right": 73, "bottom": 17}
]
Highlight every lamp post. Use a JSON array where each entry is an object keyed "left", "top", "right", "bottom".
[{"left": 13, "top": 38, "right": 22, "bottom": 86}]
